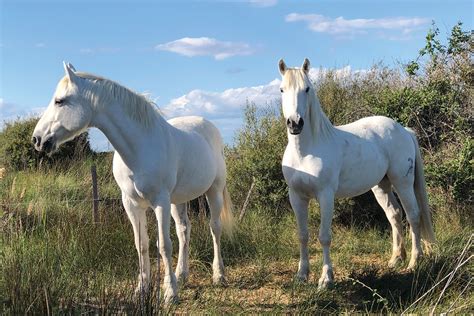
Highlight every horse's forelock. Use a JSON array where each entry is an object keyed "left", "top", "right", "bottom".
[{"left": 283, "top": 68, "right": 308, "bottom": 90}]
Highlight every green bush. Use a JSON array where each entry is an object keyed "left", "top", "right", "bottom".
[
  {"left": 225, "top": 103, "right": 288, "bottom": 215},
  {"left": 0, "top": 117, "right": 93, "bottom": 171}
]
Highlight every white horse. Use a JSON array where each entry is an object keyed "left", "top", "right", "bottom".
[
  {"left": 278, "top": 58, "right": 435, "bottom": 289},
  {"left": 32, "top": 62, "right": 233, "bottom": 304}
]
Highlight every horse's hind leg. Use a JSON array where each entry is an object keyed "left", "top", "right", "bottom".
[
  {"left": 122, "top": 193, "right": 150, "bottom": 295},
  {"left": 171, "top": 203, "right": 190, "bottom": 284},
  {"left": 371, "top": 178, "right": 406, "bottom": 267},
  {"left": 205, "top": 184, "right": 226, "bottom": 285},
  {"left": 391, "top": 180, "right": 423, "bottom": 269}
]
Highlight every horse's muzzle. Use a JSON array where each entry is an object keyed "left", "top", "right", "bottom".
[
  {"left": 287, "top": 117, "right": 304, "bottom": 135},
  {"left": 32, "top": 135, "right": 56, "bottom": 154}
]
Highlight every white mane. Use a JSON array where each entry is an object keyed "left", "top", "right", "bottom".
[{"left": 59, "top": 73, "right": 159, "bottom": 128}]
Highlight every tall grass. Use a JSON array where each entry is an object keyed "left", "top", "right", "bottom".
[{"left": 1, "top": 157, "right": 472, "bottom": 313}]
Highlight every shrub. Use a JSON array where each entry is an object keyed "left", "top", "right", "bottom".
[
  {"left": 0, "top": 117, "right": 93, "bottom": 171},
  {"left": 225, "top": 103, "right": 289, "bottom": 215}
]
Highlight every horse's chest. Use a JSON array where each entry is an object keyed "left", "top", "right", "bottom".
[{"left": 282, "top": 154, "right": 333, "bottom": 195}]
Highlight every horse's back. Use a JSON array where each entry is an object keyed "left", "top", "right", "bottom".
[
  {"left": 168, "top": 116, "right": 224, "bottom": 155},
  {"left": 337, "top": 116, "right": 413, "bottom": 152}
]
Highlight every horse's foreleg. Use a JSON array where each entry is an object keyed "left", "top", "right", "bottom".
[
  {"left": 289, "top": 188, "right": 310, "bottom": 282},
  {"left": 205, "top": 187, "right": 226, "bottom": 285},
  {"left": 152, "top": 194, "right": 178, "bottom": 304},
  {"left": 372, "top": 180, "right": 406, "bottom": 267},
  {"left": 171, "top": 203, "right": 190, "bottom": 284},
  {"left": 317, "top": 190, "right": 335, "bottom": 289},
  {"left": 122, "top": 194, "right": 150, "bottom": 295}
]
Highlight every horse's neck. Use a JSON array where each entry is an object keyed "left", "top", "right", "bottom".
[{"left": 91, "top": 101, "right": 169, "bottom": 167}]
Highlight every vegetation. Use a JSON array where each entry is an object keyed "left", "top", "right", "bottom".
[{"left": 1, "top": 22, "right": 472, "bottom": 313}]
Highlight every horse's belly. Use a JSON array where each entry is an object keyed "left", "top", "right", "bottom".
[
  {"left": 171, "top": 151, "right": 217, "bottom": 204},
  {"left": 335, "top": 152, "right": 388, "bottom": 198}
]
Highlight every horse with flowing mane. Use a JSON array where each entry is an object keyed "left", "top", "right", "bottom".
[
  {"left": 32, "top": 62, "right": 234, "bottom": 304},
  {"left": 278, "top": 58, "right": 434, "bottom": 289}
]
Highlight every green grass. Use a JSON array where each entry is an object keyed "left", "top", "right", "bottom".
[{"left": 1, "top": 160, "right": 472, "bottom": 314}]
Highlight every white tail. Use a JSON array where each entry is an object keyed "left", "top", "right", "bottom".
[
  {"left": 221, "top": 184, "right": 235, "bottom": 238},
  {"left": 407, "top": 129, "right": 436, "bottom": 250}
]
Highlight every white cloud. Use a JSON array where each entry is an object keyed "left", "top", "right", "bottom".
[
  {"left": 155, "top": 37, "right": 255, "bottom": 60},
  {"left": 162, "top": 79, "right": 281, "bottom": 120},
  {"left": 285, "top": 13, "right": 429, "bottom": 37},
  {"left": 247, "top": 0, "right": 277, "bottom": 7},
  {"left": 35, "top": 43, "right": 46, "bottom": 48}
]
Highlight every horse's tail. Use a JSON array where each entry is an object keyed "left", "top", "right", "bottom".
[
  {"left": 407, "top": 128, "right": 436, "bottom": 251},
  {"left": 221, "top": 184, "right": 235, "bottom": 239}
]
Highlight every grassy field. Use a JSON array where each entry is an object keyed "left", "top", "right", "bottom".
[{"left": 1, "top": 156, "right": 472, "bottom": 314}]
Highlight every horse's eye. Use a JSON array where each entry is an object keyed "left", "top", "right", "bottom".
[
  {"left": 55, "top": 99, "right": 64, "bottom": 106},
  {"left": 280, "top": 88, "right": 284, "bottom": 93},
  {"left": 305, "top": 87, "right": 310, "bottom": 93}
]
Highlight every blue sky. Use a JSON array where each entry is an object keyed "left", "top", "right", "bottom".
[{"left": 1, "top": 0, "right": 472, "bottom": 150}]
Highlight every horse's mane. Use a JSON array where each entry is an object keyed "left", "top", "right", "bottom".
[
  {"left": 283, "top": 69, "right": 335, "bottom": 139},
  {"left": 60, "top": 73, "right": 159, "bottom": 128}
]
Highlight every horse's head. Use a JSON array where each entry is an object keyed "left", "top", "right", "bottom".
[
  {"left": 32, "top": 62, "right": 93, "bottom": 154},
  {"left": 278, "top": 58, "right": 312, "bottom": 135}
]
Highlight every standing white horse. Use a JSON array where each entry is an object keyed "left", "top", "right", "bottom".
[
  {"left": 32, "top": 63, "right": 233, "bottom": 304},
  {"left": 278, "top": 58, "right": 435, "bottom": 289}
]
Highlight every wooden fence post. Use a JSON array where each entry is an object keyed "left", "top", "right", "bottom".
[
  {"left": 239, "top": 178, "right": 256, "bottom": 222},
  {"left": 91, "top": 165, "right": 99, "bottom": 222}
]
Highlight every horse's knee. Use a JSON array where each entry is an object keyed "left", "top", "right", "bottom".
[
  {"left": 210, "top": 219, "right": 222, "bottom": 234},
  {"left": 318, "top": 234, "right": 331, "bottom": 247},
  {"left": 405, "top": 211, "right": 421, "bottom": 227},
  {"left": 386, "top": 208, "right": 402, "bottom": 224},
  {"left": 158, "top": 240, "right": 172, "bottom": 256},
  {"left": 299, "top": 231, "right": 309, "bottom": 245}
]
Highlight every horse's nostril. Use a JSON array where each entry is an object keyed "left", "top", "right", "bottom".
[
  {"left": 32, "top": 136, "right": 41, "bottom": 146},
  {"left": 286, "top": 118, "right": 291, "bottom": 126},
  {"left": 298, "top": 118, "right": 304, "bottom": 128},
  {"left": 43, "top": 138, "right": 52, "bottom": 151}
]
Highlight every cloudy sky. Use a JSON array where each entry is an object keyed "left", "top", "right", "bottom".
[{"left": 1, "top": 0, "right": 472, "bottom": 151}]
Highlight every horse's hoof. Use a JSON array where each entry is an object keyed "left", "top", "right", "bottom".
[
  {"left": 163, "top": 289, "right": 179, "bottom": 305},
  {"left": 388, "top": 256, "right": 404, "bottom": 268},
  {"left": 406, "top": 261, "right": 417, "bottom": 271},
  {"left": 134, "top": 283, "right": 150, "bottom": 299},
  {"left": 317, "top": 279, "right": 335, "bottom": 290},
  {"left": 213, "top": 275, "right": 227, "bottom": 286},
  {"left": 295, "top": 273, "right": 309, "bottom": 283},
  {"left": 317, "top": 269, "right": 334, "bottom": 290},
  {"left": 176, "top": 271, "right": 189, "bottom": 285}
]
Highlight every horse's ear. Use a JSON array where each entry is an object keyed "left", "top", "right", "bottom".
[
  {"left": 302, "top": 58, "right": 310, "bottom": 74},
  {"left": 67, "top": 63, "right": 76, "bottom": 72},
  {"left": 63, "top": 61, "right": 79, "bottom": 83},
  {"left": 279, "top": 59, "right": 287, "bottom": 75}
]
